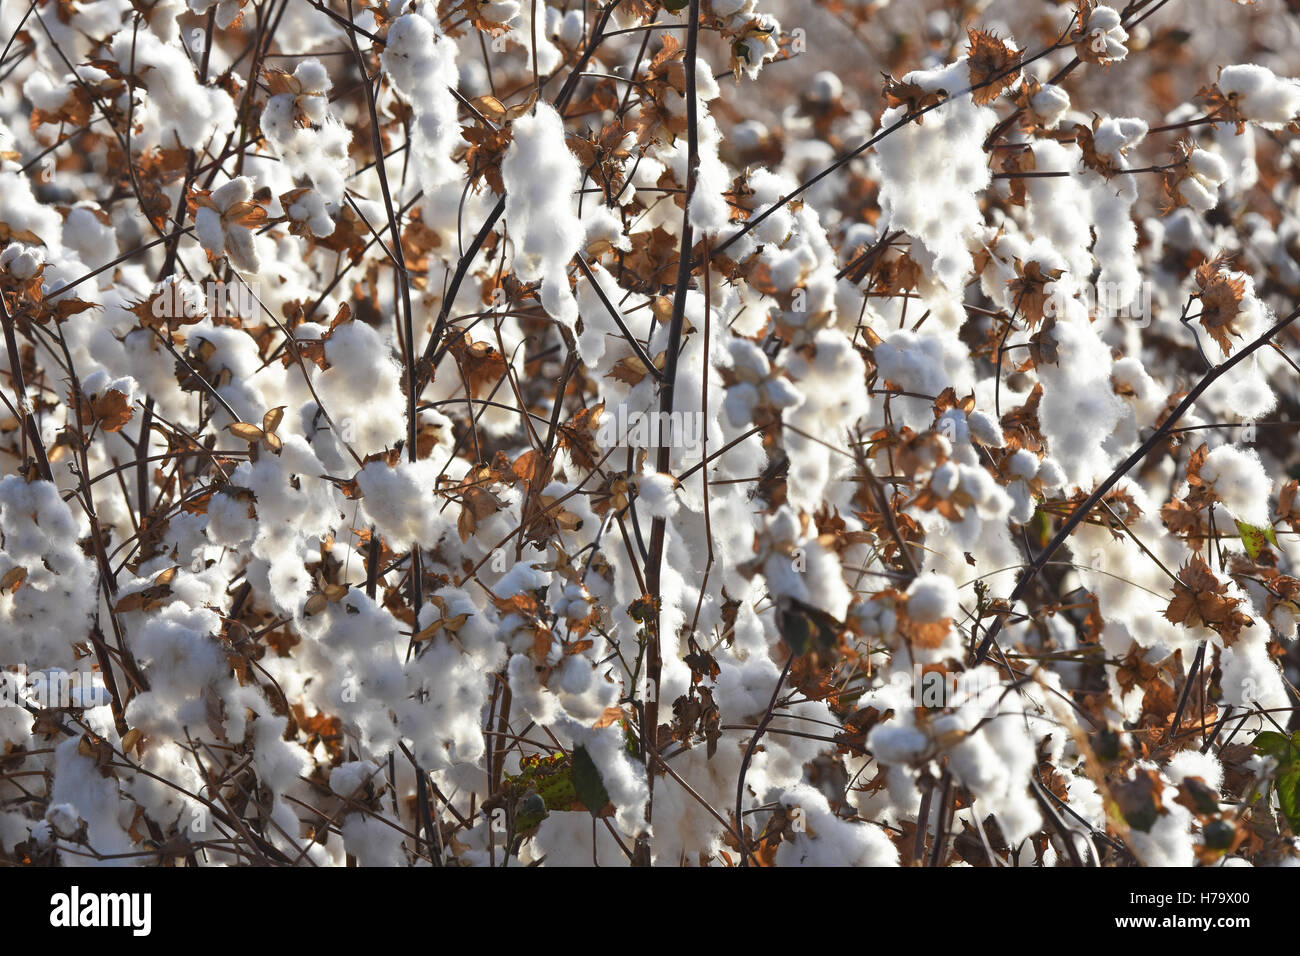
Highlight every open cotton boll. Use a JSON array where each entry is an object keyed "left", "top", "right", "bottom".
[
  {"left": 356, "top": 459, "right": 448, "bottom": 550},
  {"left": 1164, "top": 750, "right": 1223, "bottom": 791},
  {"left": 1218, "top": 64, "right": 1300, "bottom": 129},
  {"left": 0, "top": 241, "right": 47, "bottom": 279},
  {"left": 872, "top": 331, "right": 960, "bottom": 423},
  {"left": 381, "top": 6, "right": 462, "bottom": 193},
  {"left": 1200, "top": 445, "right": 1271, "bottom": 526},
  {"left": 874, "top": 59, "right": 996, "bottom": 291},
  {"left": 1179, "top": 148, "right": 1229, "bottom": 211},
  {"left": 772, "top": 785, "right": 899, "bottom": 866},
  {"left": 1080, "top": 4, "right": 1128, "bottom": 63},
  {"left": 1007, "top": 449, "right": 1039, "bottom": 481},
  {"left": 1092, "top": 117, "right": 1147, "bottom": 162},
  {"left": 0, "top": 476, "right": 98, "bottom": 664},
  {"left": 1029, "top": 83, "right": 1070, "bottom": 128},
  {"left": 502, "top": 103, "right": 583, "bottom": 330},
  {"left": 189, "top": 0, "right": 247, "bottom": 31},
  {"left": 1037, "top": 317, "right": 1124, "bottom": 486},
  {"left": 634, "top": 470, "right": 681, "bottom": 519},
  {"left": 966, "top": 409, "right": 1005, "bottom": 447},
  {"left": 108, "top": 28, "right": 235, "bottom": 150},
  {"left": 46, "top": 738, "right": 136, "bottom": 863},
  {"left": 60, "top": 203, "right": 117, "bottom": 273},
  {"left": 1219, "top": 638, "right": 1288, "bottom": 716},
  {"left": 679, "top": 110, "right": 731, "bottom": 234},
  {"left": 907, "top": 573, "right": 959, "bottom": 623},
  {"left": 317, "top": 321, "right": 406, "bottom": 455},
  {"left": 286, "top": 189, "right": 335, "bottom": 237},
  {"left": 867, "top": 723, "right": 929, "bottom": 766},
  {"left": 260, "top": 58, "right": 351, "bottom": 208},
  {"left": 341, "top": 813, "right": 407, "bottom": 867},
  {"left": 195, "top": 177, "right": 263, "bottom": 273}
]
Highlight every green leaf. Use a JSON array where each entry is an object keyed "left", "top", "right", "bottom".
[
  {"left": 1031, "top": 506, "right": 1051, "bottom": 549},
  {"left": 505, "top": 752, "right": 577, "bottom": 812},
  {"left": 570, "top": 745, "right": 610, "bottom": 818},
  {"left": 1251, "top": 730, "right": 1300, "bottom": 834},
  {"left": 662, "top": 0, "right": 689, "bottom": 10},
  {"left": 513, "top": 791, "right": 550, "bottom": 833},
  {"left": 1234, "top": 520, "right": 1278, "bottom": 560},
  {"left": 1252, "top": 730, "right": 1294, "bottom": 762},
  {"left": 1278, "top": 766, "right": 1300, "bottom": 835}
]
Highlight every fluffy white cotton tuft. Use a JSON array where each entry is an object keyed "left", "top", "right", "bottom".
[{"left": 501, "top": 103, "right": 584, "bottom": 330}]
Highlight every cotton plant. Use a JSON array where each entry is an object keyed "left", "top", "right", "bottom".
[{"left": 1, "top": 0, "right": 1300, "bottom": 872}]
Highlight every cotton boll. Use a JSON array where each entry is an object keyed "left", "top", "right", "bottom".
[
  {"left": 525, "top": 811, "right": 630, "bottom": 866},
  {"left": 61, "top": 204, "right": 118, "bottom": 272},
  {"left": 0, "top": 477, "right": 98, "bottom": 664},
  {"left": 109, "top": 28, "right": 235, "bottom": 150},
  {"left": 1178, "top": 148, "right": 1229, "bottom": 211},
  {"left": 569, "top": 724, "right": 649, "bottom": 836},
  {"left": 1007, "top": 449, "right": 1039, "bottom": 481},
  {"left": 341, "top": 813, "right": 407, "bottom": 866},
  {"left": 872, "top": 331, "right": 965, "bottom": 424},
  {"left": 907, "top": 573, "right": 958, "bottom": 623},
  {"left": 875, "top": 58, "right": 996, "bottom": 291},
  {"left": 483, "top": 0, "right": 519, "bottom": 22},
  {"left": 250, "top": 713, "right": 312, "bottom": 794},
  {"left": 780, "top": 329, "right": 870, "bottom": 509},
  {"left": 1080, "top": 5, "right": 1128, "bottom": 63},
  {"left": 189, "top": 0, "right": 246, "bottom": 31},
  {"left": 1092, "top": 117, "right": 1147, "bottom": 162},
  {"left": 318, "top": 321, "right": 406, "bottom": 455},
  {"left": 772, "top": 786, "right": 899, "bottom": 866},
  {"left": 124, "top": 606, "right": 229, "bottom": 738},
  {"left": 502, "top": 103, "right": 583, "bottom": 330},
  {"left": 1037, "top": 318, "right": 1124, "bottom": 486},
  {"left": 1219, "top": 639, "right": 1287, "bottom": 718},
  {"left": 194, "top": 205, "right": 226, "bottom": 258},
  {"left": 807, "top": 71, "right": 843, "bottom": 104},
  {"left": 1164, "top": 750, "right": 1223, "bottom": 791},
  {"left": 381, "top": 8, "right": 462, "bottom": 192},
  {"left": 966, "top": 409, "right": 1005, "bottom": 447},
  {"left": 287, "top": 189, "right": 335, "bottom": 237},
  {"left": 400, "top": 640, "right": 492, "bottom": 770},
  {"left": 356, "top": 459, "right": 449, "bottom": 550},
  {"left": 329, "top": 760, "right": 379, "bottom": 798},
  {"left": 1127, "top": 797, "right": 1195, "bottom": 867},
  {"left": 45, "top": 738, "right": 135, "bottom": 862},
  {"left": 634, "top": 470, "right": 681, "bottom": 519},
  {"left": 867, "top": 723, "right": 928, "bottom": 766},
  {"left": 1200, "top": 445, "right": 1271, "bottom": 526},
  {"left": 957, "top": 464, "right": 1013, "bottom": 520},
  {"left": 1218, "top": 64, "right": 1300, "bottom": 129},
  {"left": 195, "top": 177, "right": 263, "bottom": 273},
  {"left": 576, "top": 277, "right": 635, "bottom": 371},
  {"left": 991, "top": 787, "right": 1044, "bottom": 848},
  {"left": 1029, "top": 83, "right": 1070, "bottom": 128},
  {"left": 260, "top": 58, "right": 351, "bottom": 208},
  {"left": 0, "top": 241, "right": 47, "bottom": 280},
  {"left": 936, "top": 409, "right": 970, "bottom": 447},
  {"left": 44, "top": 802, "right": 80, "bottom": 838},
  {"left": 505, "top": 653, "right": 562, "bottom": 725},
  {"left": 688, "top": 111, "right": 731, "bottom": 234}
]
